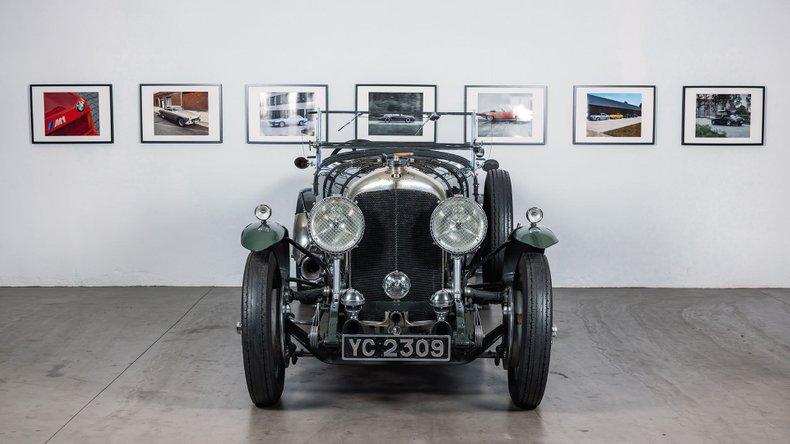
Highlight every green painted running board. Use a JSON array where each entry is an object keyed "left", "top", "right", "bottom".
[
  {"left": 241, "top": 221, "right": 286, "bottom": 252},
  {"left": 512, "top": 225, "right": 558, "bottom": 250}
]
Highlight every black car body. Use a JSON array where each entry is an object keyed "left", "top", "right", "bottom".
[{"left": 711, "top": 114, "right": 745, "bottom": 126}]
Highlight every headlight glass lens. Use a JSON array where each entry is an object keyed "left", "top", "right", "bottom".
[
  {"left": 526, "top": 207, "right": 543, "bottom": 224},
  {"left": 254, "top": 203, "right": 272, "bottom": 221},
  {"left": 430, "top": 197, "right": 487, "bottom": 254},
  {"left": 308, "top": 196, "right": 365, "bottom": 254}
]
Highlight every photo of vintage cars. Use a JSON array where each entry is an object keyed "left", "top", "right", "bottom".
[
  {"left": 152, "top": 91, "right": 209, "bottom": 136},
  {"left": 367, "top": 92, "right": 424, "bottom": 135},
  {"left": 43, "top": 92, "right": 99, "bottom": 136},
  {"left": 378, "top": 113, "right": 415, "bottom": 122},
  {"left": 268, "top": 114, "right": 309, "bottom": 127},
  {"left": 238, "top": 111, "right": 558, "bottom": 410},
  {"left": 710, "top": 114, "right": 745, "bottom": 126},
  {"left": 158, "top": 105, "right": 201, "bottom": 127},
  {"left": 683, "top": 87, "right": 764, "bottom": 145},
  {"left": 356, "top": 85, "right": 436, "bottom": 142},
  {"left": 140, "top": 83, "right": 222, "bottom": 143}
]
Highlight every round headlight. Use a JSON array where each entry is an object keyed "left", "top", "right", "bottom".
[
  {"left": 308, "top": 196, "right": 365, "bottom": 254},
  {"left": 254, "top": 203, "right": 272, "bottom": 221},
  {"left": 526, "top": 207, "right": 543, "bottom": 224},
  {"left": 383, "top": 270, "right": 411, "bottom": 300},
  {"left": 430, "top": 197, "right": 487, "bottom": 255}
]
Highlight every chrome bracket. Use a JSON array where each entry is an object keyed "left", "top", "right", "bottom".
[
  {"left": 308, "top": 303, "right": 321, "bottom": 349},
  {"left": 324, "top": 256, "right": 342, "bottom": 346},
  {"left": 473, "top": 305, "right": 484, "bottom": 348},
  {"left": 451, "top": 256, "right": 471, "bottom": 346}
]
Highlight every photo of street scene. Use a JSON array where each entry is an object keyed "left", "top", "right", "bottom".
[
  {"left": 586, "top": 92, "right": 643, "bottom": 137},
  {"left": 475, "top": 92, "right": 533, "bottom": 138},
  {"left": 368, "top": 92, "right": 424, "bottom": 136},
  {"left": 694, "top": 94, "right": 751, "bottom": 138},
  {"left": 259, "top": 91, "right": 316, "bottom": 137},
  {"left": 153, "top": 91, "right": 209, "bottom": 136},
  {"left": 43, "top": 92, "right": 100, "bottom": 136}
]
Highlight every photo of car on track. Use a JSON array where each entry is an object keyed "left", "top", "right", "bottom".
[
  {"left": 43, "top": 92, "right": 100, "bottom": 136},
  {"left": 153, "top": 91, "right": 209, "bottom": 136}
]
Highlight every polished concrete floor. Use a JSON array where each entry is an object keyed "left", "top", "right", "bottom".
[{"left": 1, "top": 287, "right": 788, "bottom": 443}]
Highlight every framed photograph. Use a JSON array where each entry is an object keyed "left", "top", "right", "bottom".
[
  {"left": 464, "top": 85, "right": 547, "bottom": 145},
  {"left": 246, "top": 84, "right": 328, "bottom": 144},
  {"left": 139, "top": 83, "right": 222, "bottom": 143},
  {"left": 682, "top": 86, "right": 765, "bottom": 146},
  {"left": 355, "top": 84, "right": 436, "bottom": 142},
  {"left": 573, "top": 85, "right": 656, "bottom": 145},
  {"left": 29, "top": 84, "right": 113, "bottom": 143}
]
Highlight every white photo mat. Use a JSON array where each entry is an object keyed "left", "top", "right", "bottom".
[
  {"left": 246, "top": 85, "right": 327, "bottom": 143},
  {"left": 356, "top": 85, "right": 436, "bottom": 142},
  {"left": 465, "top": 85, "right": 547, "bottom": 144},
  {"left": 682, "top": 86, "right": 764, "bottom": 145},
  {"left": 574, "top": 86, "right": 655, "bottom": 144},
  {"left": 140, "top": 84, "right": 222, "bottom": 143},
  {"left": 30, "top": 84, "right": 113, "bottom": 143}
]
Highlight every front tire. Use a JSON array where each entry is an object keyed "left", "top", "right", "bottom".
[
  {"left": 241, "top": 250, "right": 285, "bottom": 407},
  {"left": 482, "top": 169, "right": 513, "bottom": 283},
  {"left": 507, "top": 253, "right": 552, "bottom": 410}
]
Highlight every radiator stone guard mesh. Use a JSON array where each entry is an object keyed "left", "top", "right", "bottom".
[{"left": 350, "top": 189, "right": 443, "bottom": 321}]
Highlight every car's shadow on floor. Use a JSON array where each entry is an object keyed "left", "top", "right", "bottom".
[{"left": 259, "top": 359, "right": 521, "bottom": 412}]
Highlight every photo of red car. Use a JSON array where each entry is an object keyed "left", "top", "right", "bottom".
[
  {"left": 480, "top": 109, "right": 518, "bottom": 122},
  {"left": 43, "top": 92, "right": 99, "bottom": 136}
]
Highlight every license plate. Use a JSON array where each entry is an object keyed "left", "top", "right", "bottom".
[{"left": 342, "top": 334, "right": 451, "bottom": 361}]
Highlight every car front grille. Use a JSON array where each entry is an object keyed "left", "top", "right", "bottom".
[{"left": 350, "top": 189, "right": 443, "bottom": 321}]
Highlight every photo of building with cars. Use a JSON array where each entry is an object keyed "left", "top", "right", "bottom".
[
  {"left": 586, "top": 93, "right": 643, "bottom": 137},
  {"left": 259, "top": 91, "right": 316, "bottom": 136}
]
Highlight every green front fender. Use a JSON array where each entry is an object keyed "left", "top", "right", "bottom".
[
  {"left": 501, "top": 225, "right": 558, "bottom": 285},
  {"left": 512, "top": 225, "right": 558, "bottom": 250},
  {"left": 241, "top": 221, "right": 287, "bottom": 252}
]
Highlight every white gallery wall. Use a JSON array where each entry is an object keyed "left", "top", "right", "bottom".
[{"left": 1, "top": 0, "right": 788, "bottom": 287}]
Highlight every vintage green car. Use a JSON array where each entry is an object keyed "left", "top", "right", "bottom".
[{"left": 237, "top": 111, "right": 558, "bottom": 409}]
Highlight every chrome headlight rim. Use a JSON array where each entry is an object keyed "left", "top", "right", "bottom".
[
  {"left": 307, "top": 195, "right": 365, "bottom": 254},
  {"left": 430, "top": 196, "right": 488, "bottom": 255}
]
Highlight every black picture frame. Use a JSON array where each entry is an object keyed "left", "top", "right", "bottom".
[
  {"left": 29, "top": 83, "right": 114, "bottom": 144},
  {"left": 464, "top": 84, "right": 548, "bottom": 145},
  {"left": 572, "top": 85, "right": 656, "bottom": 145},
  {"left": 681, "top": 86, "right": 765, "bottom": 146},
  {"left": 354, "top": 84, "right": 438, "bottom": 142},
  {"left": 139, "top": 83, "right": 223, "bottom": 144},
  {"left": 245, "top": 84, "right": 329, "bottom": 144}
]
